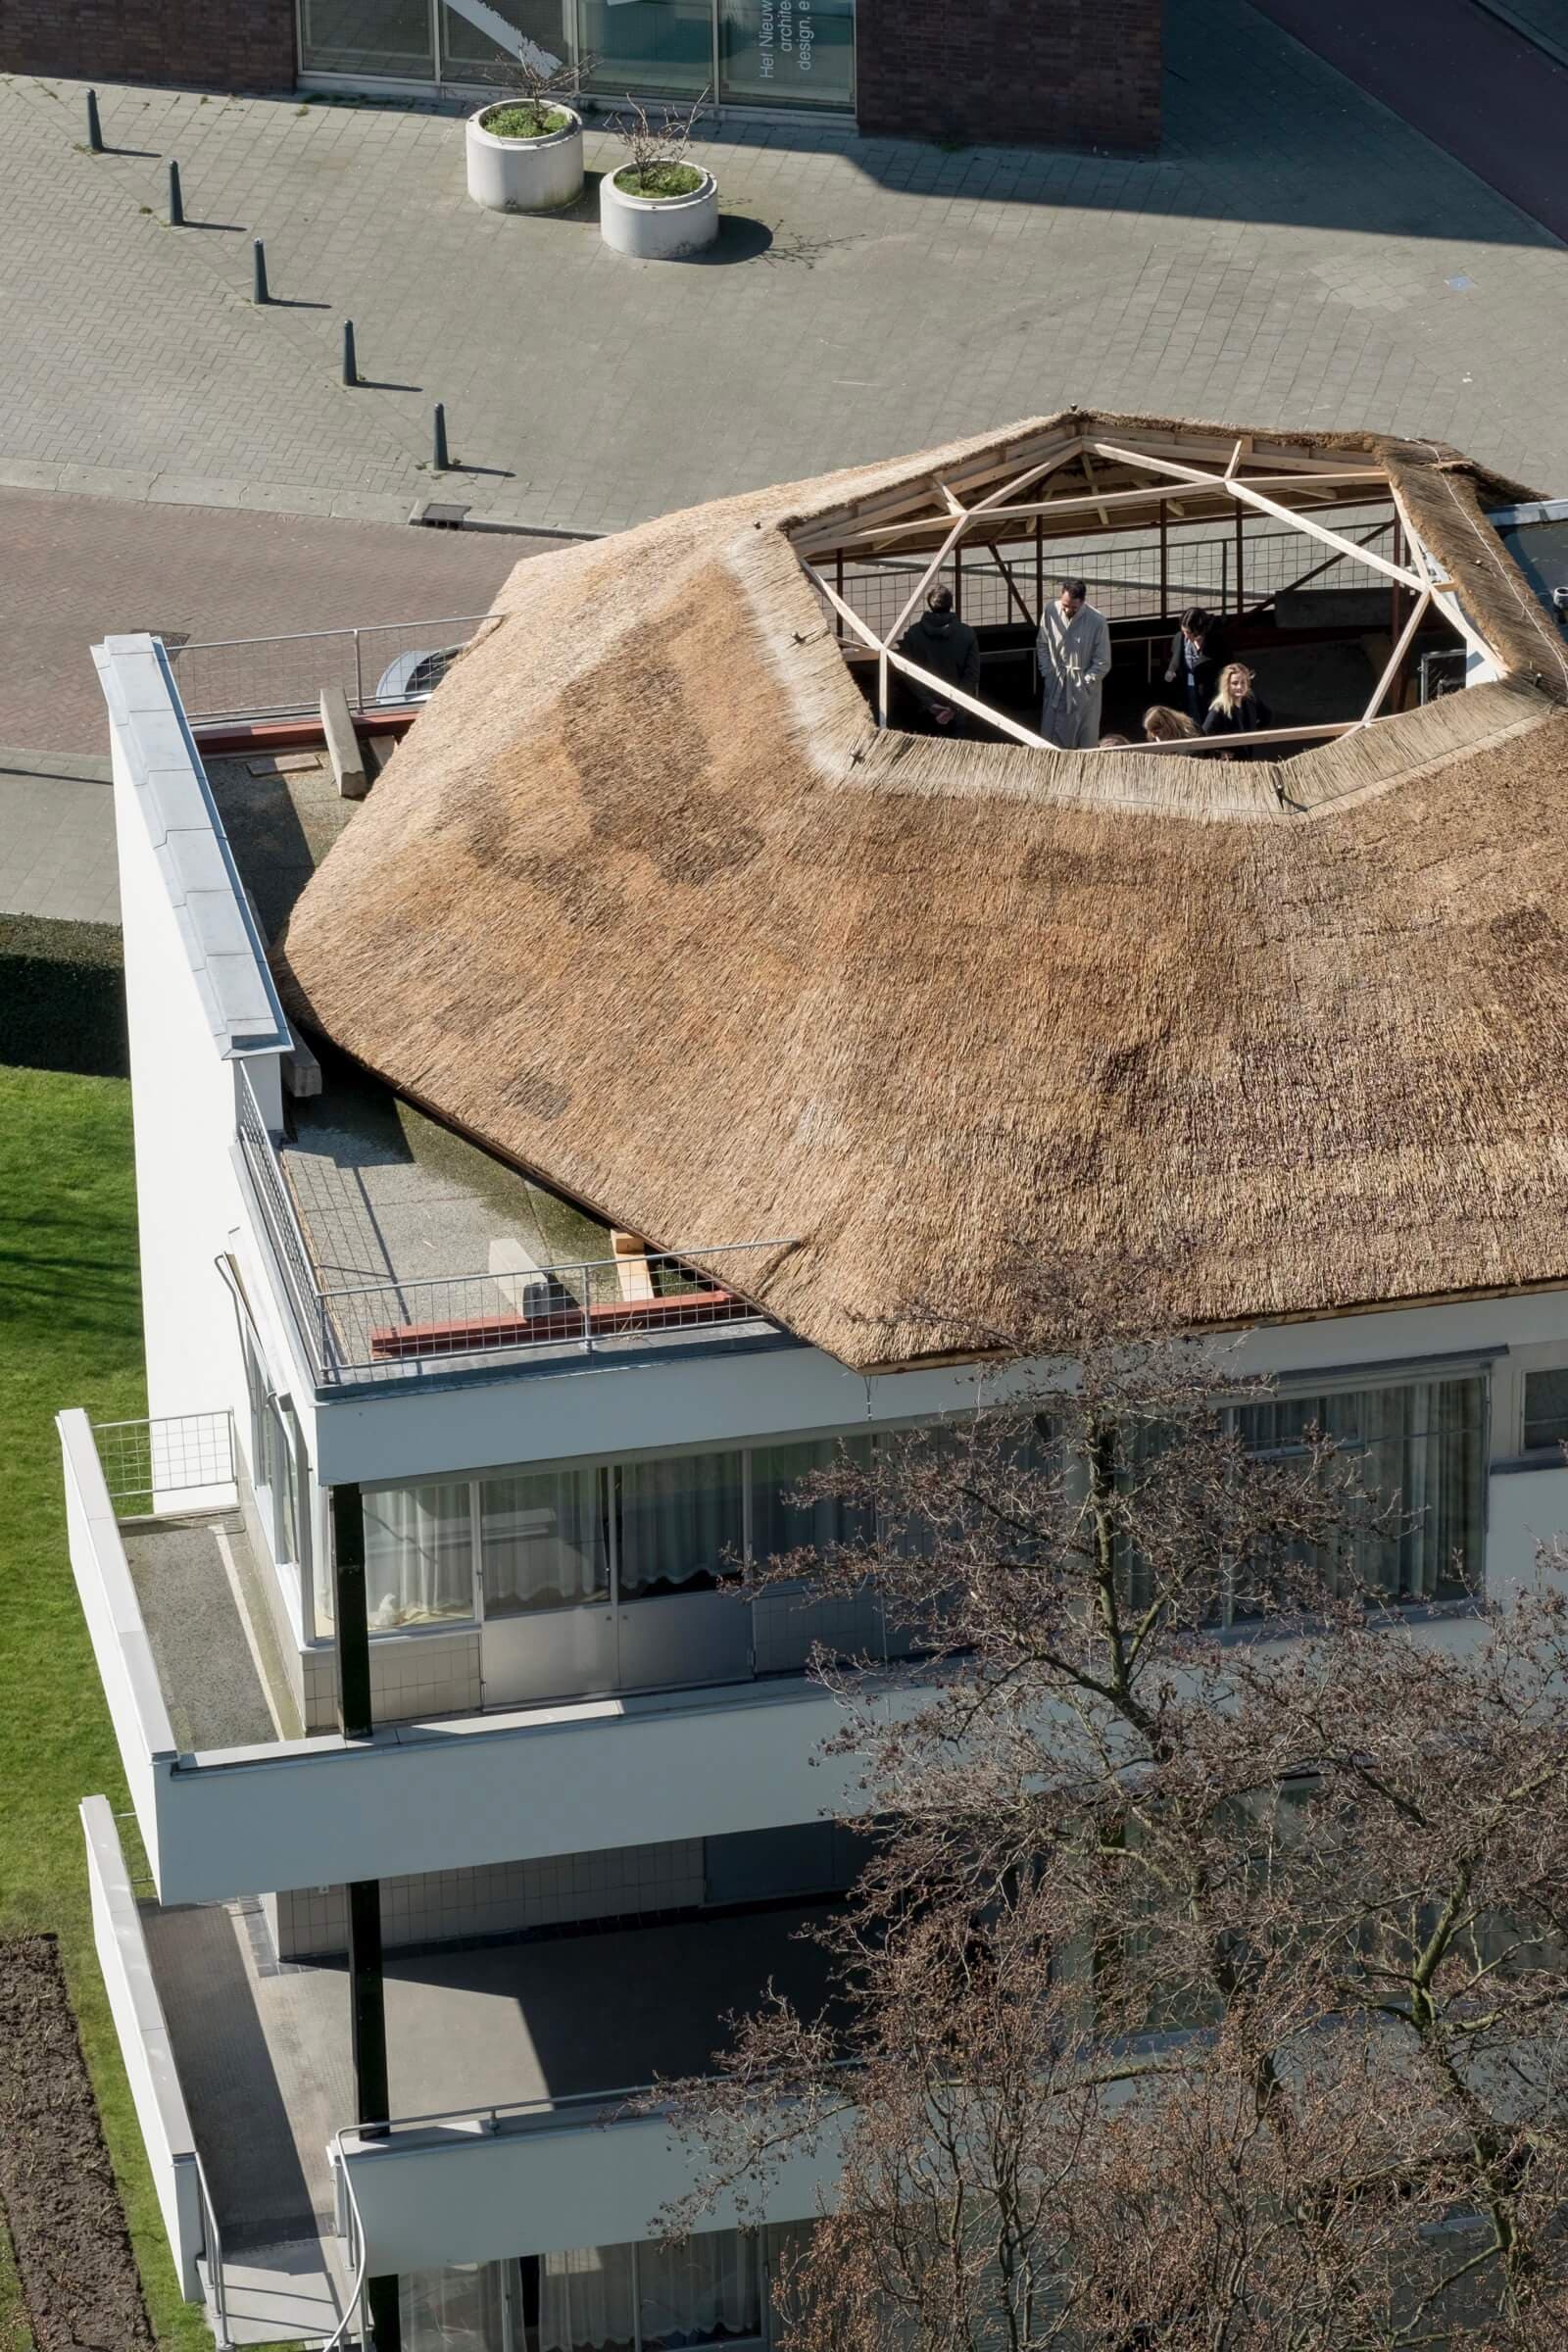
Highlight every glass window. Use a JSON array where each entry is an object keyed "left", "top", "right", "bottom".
[
  {"left": 1523, "top": 1368, "right": 1568, "bottom": 1454},
  {"left": 481, "top": 1467, "right": 609, "bottom": 1613},
  {"left": 1233, "top": 1375, "right": 1485, "bottom": 1608},
  {"left": 441, "top": 0, "right": 574, "bottom": 84},
  {"left": 539, "top": 2243, "right": 637, "bottom": 2352},
  {"left": 363, "top": 1481, "right": 475, "bottom": 1629},
  {"left": 750, "top": 1436, "right": 872, "bottom": 1567},
  {"left": 400, "top": 2263, "right": 507, "bottom": 2352},
  {"left": 299, "top": 0, "right": 435, "bottom": 76},
  {"left": 719, "top": 0, "right": 855, "bottom": 109},
  {"left": 579, "top": 0, "right": 714, "bottom": 99},
  {"left": 618, "top": 1451, "right": 745, "bottom": 1598},
  {"left": 639, "top": 2232, "right": 762, "bottom": 2347}
]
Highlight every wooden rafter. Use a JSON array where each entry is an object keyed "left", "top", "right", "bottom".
[
  {"left": 1360, "top": 589, "right": 1433, "bottom": 722},
  {"left": 1090, "top": 444, "right": 1426, "bottom": 592},
  {"left": 830, "top": 471, "right": 1391, "bottom": 555}
]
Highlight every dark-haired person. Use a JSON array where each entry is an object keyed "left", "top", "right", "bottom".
[
  {"left": 1142, "top": 705, "right": 1200, "bottom": 745},
  {"left": 1037, "top": 576, "right": 1111, "bottom": 750},
  {"left": 1201, "top": 662, "right": 1273, "bottom": 759},
  {"left": 897, "top": 585, "right": 980, "bottom": 735},
  {"left": 1163, "top": 607, "right": 1223, "bottom": 724}
]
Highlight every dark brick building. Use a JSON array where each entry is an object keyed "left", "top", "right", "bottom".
[{"left": 3, "top": 0, "right": 1163, "bottom": 152}]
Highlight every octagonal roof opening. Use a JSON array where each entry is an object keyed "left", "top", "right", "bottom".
[{"left": 788, "top": 422, "right": 1490, "bottom": 771}]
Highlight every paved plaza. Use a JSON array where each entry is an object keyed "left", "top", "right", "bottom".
[{"left": 2, "top": 0, "right": 1567, "bottom": 544}]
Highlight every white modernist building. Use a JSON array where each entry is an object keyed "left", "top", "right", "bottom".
[{"left": 65, "top": 413, "right": 1568, "bottom": 2350}]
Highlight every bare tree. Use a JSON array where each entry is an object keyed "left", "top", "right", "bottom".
[
  {"left": 489, "top": 40, "right": 590, "bottom": 136},
  {"left": 610, "top": 88, "right": 709, "bottom": 196},
  {"left": 657, "top": 1257, "right": 1568, "bottom": 2348}
]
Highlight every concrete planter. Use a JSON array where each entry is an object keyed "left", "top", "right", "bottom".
[
  {"left": 599, "top": 168, "right": 719, "bottom": 261},
  {"left": 466, "top": 103, "right": 584, "bottom": 214}
]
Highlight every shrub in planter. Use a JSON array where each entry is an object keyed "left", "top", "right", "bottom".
[
  {"left": 599, "top": 92, "right": 718, "bottom": 260},
  {"left": 466, "top": 50, "right": 586, "bottom": 214}
]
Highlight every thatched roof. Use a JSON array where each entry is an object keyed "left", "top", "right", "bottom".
[{"left": 272, "top": 411, "right": 1568, "bottom": 1372}]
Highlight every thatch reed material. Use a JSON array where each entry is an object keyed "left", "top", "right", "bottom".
[{"left": 273, "top": 413, "right": 1568, "bottom": 1371}]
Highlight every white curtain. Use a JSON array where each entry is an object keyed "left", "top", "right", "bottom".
[
  {"left": 363, "top": 1480, "right": 474, "bottom": 1629},
  {"left": 481, "top": 1468, "right": 608, "bottom": 1613},
  {"left": 400, "top": 2263, "right": 507, "bottom": 2350},
  {"left": 639, "top": 2231, "right": 761, "bottom": 2345},
  {"left": 750, "top": 1438, "right": 873, "bottom": 1565},
  {"left": 540, "top": 2243, "right": 637, "bottom": 2352},
  {"left": 540, "top": 2234, "right": 763, "bottom": 2352},
  {"left": 619, "top": 1453, "right": 745, "bottom": 1598}
]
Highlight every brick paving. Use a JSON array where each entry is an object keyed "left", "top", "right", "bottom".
[
  {"left": 1, "top": 0, "right": 1565, "bottom": 541},
  {"left": 0, "top": 487, "right": 529, "bottom": 754}
]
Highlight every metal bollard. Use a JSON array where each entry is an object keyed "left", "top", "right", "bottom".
[
  {"left": 252, "top": 238, "right": 270, "bottom": 305},
  {"left": 432, "top": 403, "right": 450, "bottom": 472},
  {"left": 342, "top": 319, "right": 359, "bottom": 386},
  {"left": 85, "top": 89, "right": 104, "bottom": 153},
  {"left": 167, "top": 159, "right": 184, "bottom": 226}
]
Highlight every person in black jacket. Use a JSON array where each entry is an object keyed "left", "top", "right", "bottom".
[
  {"left": 1201, "top": 662, "right": 1273, "bottom": 758},
  {"left": 898, "top": 586, "right": 981, "bottom": 735},
  {"left": 1163, "top": 607, "right": 1223, "bottom": 724}
]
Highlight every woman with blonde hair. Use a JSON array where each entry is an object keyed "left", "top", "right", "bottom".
[
  {"left": 1201, "top": 662, "right": 1272, "bottom": 759},
  {"left": 1142, "top": 705, "right": 1200, "bottom": 745}
]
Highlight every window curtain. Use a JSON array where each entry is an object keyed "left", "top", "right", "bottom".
[
  {"left": 399, "top": 2262, "right": 507, "bottom": 2351},
  {"left": 539, "top": 2243, "right": 637, "bottom": 2352},
  {"left": 638, "top": 2231, "right": 762, "bottom": 2346},
  {"left": 750, "top": 1438, "right": 872, "bottom": 1565},
  {"left": 363, "top": 1481, "right": 474, "bottom": 1629},
  {"left": 619, "top": 1453, "right": 745, "bottom": 1599},
  {"left": 481, "top": 1468, "right": 608, "bottom": 1613},
  {"left": 1235, "top": 1376, "right": 1484, "bottom": 1607}
]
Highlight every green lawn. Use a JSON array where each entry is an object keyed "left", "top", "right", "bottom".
[{"left": 0, "top": 1062, "right": 213, "bottom": 2352}]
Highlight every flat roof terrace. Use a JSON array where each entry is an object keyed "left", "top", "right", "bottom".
[
  {"left": 142, "top": 1896, "right": 840, "bottom": 2253},
  {"left": 201, "top": 747, "right": 790, "bottom": 1386}
]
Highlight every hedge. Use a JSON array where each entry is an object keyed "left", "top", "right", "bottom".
[{"left": 0, "top": 915, "right": 126, "bottom": 1078}]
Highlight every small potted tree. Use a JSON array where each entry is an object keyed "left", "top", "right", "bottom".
[
  {"left": 599, "top": 90, "right": 718, "bottom": 261},
  {"left": 466, "top": 44, "right": 588, "bottom": 215}
]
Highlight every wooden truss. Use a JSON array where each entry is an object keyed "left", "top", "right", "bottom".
[{"left": 797, "top": 430, "right": 1471, "bottom": 757}]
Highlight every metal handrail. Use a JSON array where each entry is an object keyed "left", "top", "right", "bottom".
[
  {"left": 236, "top": 1067, "right": 333, "bottom": 1378},
  {"left": 193, "top": 2151, "right": 230, "bottom": 2349},
  {"left": 172, "top": 614, "right": 486, "bottom": 653}
]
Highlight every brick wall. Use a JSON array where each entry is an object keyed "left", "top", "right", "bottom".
[
  {"left": 857, "top": 0, "right": 1162, "bottom": 152},
  {"left": 3, "top": 0, "right": 296, "bottom": 95}
]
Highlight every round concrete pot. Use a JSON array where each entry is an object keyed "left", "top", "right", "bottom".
[
  {"left": 466, "top": 103, "right": 584, "bottom": 214},
  {"left": 599, "top": 168, "right": 718, "bottom": 260}
]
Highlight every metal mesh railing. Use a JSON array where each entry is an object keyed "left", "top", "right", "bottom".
[
  {"left": 237, "top": 1066, "right": 786, "bottom": 1379},
  {"left": 319, "top": 1243, "right": 786, "bottom": 1375},
  {"left": 165, "top": 616, "right": 489, "bottom": 724},
  {"left": 820, "top": 513, "right": 1398, "bottom": 641},
  {"left": 91, "top": 1413, "right": 235, "bottom": 1517},
  {"left": 237, "top": 1068, "right": 331, "bottom": 1375}
]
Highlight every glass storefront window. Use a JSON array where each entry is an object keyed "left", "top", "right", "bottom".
[
  {"left": 579, "top": 0, "right": 720, "bottom": 100},
  {"left": 719, "top": 0, "right": 854, "bottom": 108},
  {"left": 441, "top": 0, "right": 574, "bottom": 85},
  {"left": 299, "top": 0, "right": 435, "bottom": 77}
]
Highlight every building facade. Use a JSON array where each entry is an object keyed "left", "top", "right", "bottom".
[
  {"left": 65, "top": 414, "right": 1568, "bottom": 2348},
  {"left": 5, "top": 0, "right": 1163, "bottom": 150}
]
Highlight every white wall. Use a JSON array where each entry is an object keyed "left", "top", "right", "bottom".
[
  {"left": 81, "top": 1797, "right": 205, "bottom": 2303},
  {"left": 146, "top": 1670, "right": 903, "bottom": 1905},
  {"left": 341, "top": 2105, "right": 847, "bottom": 2274}
]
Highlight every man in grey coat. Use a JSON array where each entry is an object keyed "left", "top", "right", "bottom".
[{"left": 1037, "top": 576, "right": 1111, "bottom": 749}]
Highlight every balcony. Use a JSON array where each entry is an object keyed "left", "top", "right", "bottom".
[
  {"left": 63, "top": 1409, "right": 928, "bottom": 1909},
  {"left": 234, "top": 1057, "right": 794, "bottom": 1391},
  {"left": 101, "top": 1804, "right": 845, "bottom": 2288}
]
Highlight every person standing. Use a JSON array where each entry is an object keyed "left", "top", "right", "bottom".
[
  {"left": 897, "top": 585, "right": 981, "bottom": 735},
  {"left": 1037, "top": 576, "right": 1111, "bottom": 750},
  {"left": 1163, "top": 607, "right": 1222, "bottom": 725},
  {"left": 1201, "top": 662, "right": 1273, "bottom": 759}
]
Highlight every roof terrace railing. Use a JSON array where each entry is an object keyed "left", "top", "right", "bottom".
[
  {"left": 91, "top": 1412, "right": 237, "bottom": 1517},
  {"left": 236, "top": 1066, "right": 789, "bottom": 1386},
  {"left": 165, "top": 615, "right": 490, "bottom": 725}
]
